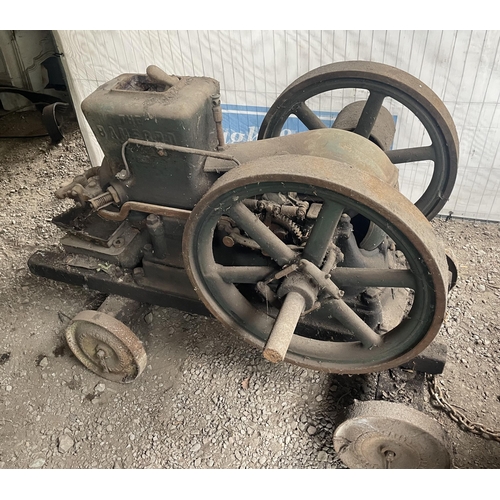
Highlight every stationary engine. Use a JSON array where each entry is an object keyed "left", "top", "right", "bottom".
[
  {"left": 29, "top": 61, "right": 459, "bottom": 468},
  {"left": 30, "top": 60, "right": 459, "bottom": 376}
]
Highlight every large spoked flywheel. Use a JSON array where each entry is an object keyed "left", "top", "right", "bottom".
[
  {"left": 183, "top": 154, "right": 449, "bottom": 374},
  {"left": 258, "top": 61, "right": 459, "bottom": 220}
]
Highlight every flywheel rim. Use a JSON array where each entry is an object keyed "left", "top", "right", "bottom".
[
  {"left": 257, "top": 61, "right": 459, "bottom": 221},
  {"left": 183, "top": 154, "right": 448, "bottom": 374}
]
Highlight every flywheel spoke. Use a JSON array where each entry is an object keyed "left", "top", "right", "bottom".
[
  {"left": 302, "top": 200, "right": 344, "bottom": 266},
  {"left": 386, "top": 145, "right": 436, "bottom": 164},
  {"left": 217, "top": 265, "right": 276, "bottom": 284},
  {"left": 322, "top": 298, "right": 382, "bottom": 348},
  {"left": 227, "top": 202, "right": 297, "bottom": 267},
  {"left": 330, "top": 268, "right": 416, "bottom": 289},
  {"left": 293, "top": 102, "right": 327, "bottom": 130},
  {"left": 354, "top": 91, "right": 386, "bottom": 138}
]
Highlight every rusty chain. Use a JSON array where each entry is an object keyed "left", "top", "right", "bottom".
[{"left": 427, "top": 374, "right": 500, "bottom": 442}]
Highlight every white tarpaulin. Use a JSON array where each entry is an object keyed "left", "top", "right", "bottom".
[{"left": 54, "top": 30, "right": 500, "bottom": 221}]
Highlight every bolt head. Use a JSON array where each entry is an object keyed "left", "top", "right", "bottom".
[
  {"left": 132, "top": 267, "right": 145, "bottom": 277},
  {"left": 115, "top": 170, "right": 128, "bottom": 180}
]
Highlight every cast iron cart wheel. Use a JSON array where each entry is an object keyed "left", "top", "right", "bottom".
[
  {"left": 183, "top": 154, "right": 449, "bottom": 374},
  {"left": 333, "top": 400, "right": 451, "bottom": 469},
  {"left": 65, "top": 310, "right": 147, "bottom": 383},
  {"left": 258, "top": 61, "right": 459, "bottom": 220}
]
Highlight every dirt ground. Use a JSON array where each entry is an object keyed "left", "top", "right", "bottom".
[{"left": 0, "top": 112, "right": 499, "bottom": 470}]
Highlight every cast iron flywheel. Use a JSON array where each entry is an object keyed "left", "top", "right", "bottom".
[
  {"left": 258, "top": 61, "right": 459, "bottom": 220},
  {"left": 183, "top": 154, "right": 449, "bottom": 374}
]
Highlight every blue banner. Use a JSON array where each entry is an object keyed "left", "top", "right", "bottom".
[{"left": 221, "top": 104, "right": 339, "bottom": 144}]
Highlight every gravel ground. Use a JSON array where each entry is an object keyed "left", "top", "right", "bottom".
[{"left": 0, "top": 118, "right": 499, "bottom": 470}]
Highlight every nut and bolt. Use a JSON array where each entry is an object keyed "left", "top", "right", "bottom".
[
  {"left": 115, "top": 169, "right": 128, "bottom": 180},
  {"left": 222, "top": 236, "right": 235, "bottom": 247},
  {"left": 132, "top": 267, "right": 145, "bottom": 278}
]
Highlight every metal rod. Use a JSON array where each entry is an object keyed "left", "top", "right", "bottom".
[
  {"left": 98, "top": 201, "right": 191, "bottom": 222},
  {"left": 217, "top": 265, "right": 275, "bottom": 284},
  {"left": 211, "top": 93, "right": 226, "bottom": 150},
  {"left": 385, "top": 145, "right": 435, "bottom": 164},
  {"left": 263, "top": 291, "right": 305, "bottom": 363},
  {"left": 123, "top": 139, "right": 240, "bottom": 168},
  {"left": 227, "top": 202, "right": 297, "bottom": 267},
  {"left": 354, "top": 91, "right": 386, "bottom": 138},
  {"left": 329, "top": 268, "right": 416, "bottom": 289},
  {"left": 146, "top": 214, "right": 168, "bottom": 260},
  {"left": 302, "top": 200, "right": 344, "bottom": 266},
  {"left": 300, "top": 259, "right": 343, "bottom": 299},
  {"left": 322, "top": 299, "right": 382, "bottom": 348},
  {"left": 294, "top": 102, "right": 327, "bottom": 130}
]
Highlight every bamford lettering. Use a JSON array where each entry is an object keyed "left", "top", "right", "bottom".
[
  {"left": 119, "top": 114, "right": 143, "bottom": 127},
  {"left": 94, "top": 125, "right": 176, "bottom": 144}
]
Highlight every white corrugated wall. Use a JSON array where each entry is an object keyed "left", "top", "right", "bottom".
[{"left": 54, "top": 30, "right": 500, "bottom": 221}]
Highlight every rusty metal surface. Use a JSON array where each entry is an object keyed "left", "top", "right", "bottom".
[
  {"left": 81, "top": 73, "right": 220, "bottom": 162},
  {"left": 332, "top": 100, "right": 396, "bottom": 151},
  {"left": 29, "top": 61, "right": 458, "bottom": 383},
  {"left": 257, "top": 61, "right": 459, "bottom": 220},
  {"left": 96, "top": 294, "right": 146, "bottom": 325},
  {"left": 400, "top": 342, "right": 447, "bottom": 374},
  {"left": 204, "top": 129, "right": 399, "bottom": 189},
  {"left": 119, "top": 138, "right": 240, "bottom": 180},
  {"left": 28, "top": 250, "right": 209, "bottom": 316},
  {"left": 65, "top": 309, "right": 147, "bottom": 383},
  {"left": 183, "top": 154, "right": 449, "bottom": 374},
  {"left": 81, "top": 74, "right": 221, "bottom": 210},
  {"left": 333, "top": 400, "right": 451, "bottom": 469}
]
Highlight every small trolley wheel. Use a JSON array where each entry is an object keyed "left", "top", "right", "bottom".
[
  {"left": 333, "top": 400, "right": 451, "bottom": 469},
  {"left": 65, "top": 309, "right": 147, "bottom": 383}
]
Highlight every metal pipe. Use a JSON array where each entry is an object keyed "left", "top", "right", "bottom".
[
  {"left": 97, "top": 201, "right": 191, "bottom": 222},
  {"left": 146, "top": 214, "right": 168, "bottom": 260},
  {"left": 118, "top": 138, "right": 240, "bottom": 181},
  {"left": 211, "top": 93, "right": 225, "bottom": 150}
]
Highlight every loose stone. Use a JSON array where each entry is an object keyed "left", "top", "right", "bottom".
[
  {"left": 58, "top": 434, "right": 74, "bottom": 453},
  {"left": 307, "top": 426, "right": 317, "bottom": 436},
  {"left": 29, "top": 458, "right": 46, "bottom": 468}
]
